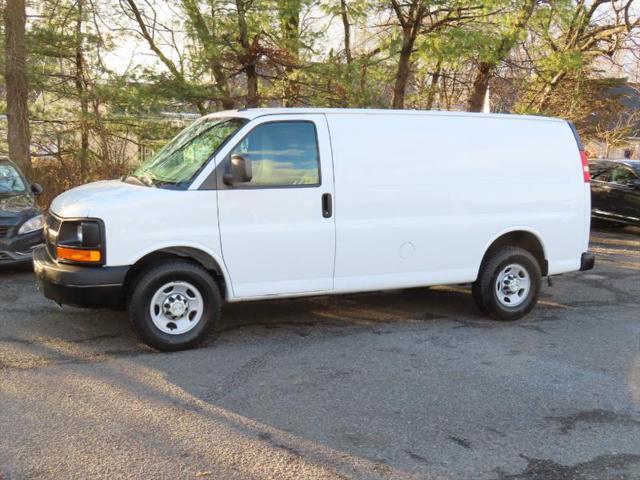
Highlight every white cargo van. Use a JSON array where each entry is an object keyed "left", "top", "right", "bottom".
[{"left": 34, "top": 108, "right": 594, "bottom": 351}]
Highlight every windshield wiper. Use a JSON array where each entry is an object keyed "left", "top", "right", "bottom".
[
  {"left": 122, "top": 172, "right": 155, "bottom": 187},
  {"left": 122, "top": 175, "right": 144, "bottom": 186},
  {"left": 153, "top": 180, "right": 183, "bottom": 189}
]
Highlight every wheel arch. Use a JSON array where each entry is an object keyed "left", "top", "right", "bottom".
[
  {"left": 124, "top": 246, "right": 233, "bottom": 300},
  {"left": 478, "top": 229, "right": 548, "bottom": 278}
]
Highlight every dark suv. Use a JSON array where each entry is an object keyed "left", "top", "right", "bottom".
[
  {"left": 589, "top": 159, "right": 640, "bottom": 227},
  {"left": 0, "top": 157, "right": 45, "bottom": 265}
]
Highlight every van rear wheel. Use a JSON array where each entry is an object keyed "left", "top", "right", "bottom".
[
  {"left": 472, "top": 247, "right": 541, "bottom": 321},
  {"left": 128, "top": 260, "right": 221, "bottom": 351}
]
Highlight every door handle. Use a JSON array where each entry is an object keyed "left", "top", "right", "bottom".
[{"left": 321, "top": 193, "right": 332, "bottom": 218}]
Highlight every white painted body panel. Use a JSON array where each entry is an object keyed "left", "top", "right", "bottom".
[
  {"left": 49, "top": 108, "right": 590, "bottom": 302},
  {"left": 215, "top": 114, "right": 336, "bottom": 297},
  {"left": 326, "top": 113, "right": 587, "bottom": 292}
]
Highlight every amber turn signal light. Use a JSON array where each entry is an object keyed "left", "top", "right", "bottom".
[{"left": 56, "top": 246, "right": 101, "bottom": 263}]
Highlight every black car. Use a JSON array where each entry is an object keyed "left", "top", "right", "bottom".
[
  {"left": 589, "top": 159, "right": 640, "bottom": 227},
  {"left": 0, "top": 157, "right": 45, "bottom": 265}
]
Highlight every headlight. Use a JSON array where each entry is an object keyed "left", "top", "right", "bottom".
[
  {"left": 55, "top": 220, "right": 104, "bottom": 264},
  {"left": 18, "top": 214, "right": 44, "bottom": 235},
  {"left": 76, "top": 224, "right": 83, "bottom": 244},
  {"left": 57, "top": 220, "right": 101, "bottom": 247}
]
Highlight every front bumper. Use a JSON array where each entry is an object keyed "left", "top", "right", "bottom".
[
  {"left": 33, "top": 246, "right": 129, "bottom": 309},
  {"left": 0, "top": 229, "right": 44, "bottom": 265}
]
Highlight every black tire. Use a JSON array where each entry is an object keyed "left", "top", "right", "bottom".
[
  {"left": 128, "top": 259, "right": 221, "bottom": 351},
  {"left": 472, "top": 246, "right": 541, "bottom": 321},
  {"left": 471, "top": 280, "right": 488, "bottom": 314}
]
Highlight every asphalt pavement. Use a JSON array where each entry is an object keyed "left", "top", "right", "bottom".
[{"left": 1, "top": 226, "right": 639, "bottom": 479}]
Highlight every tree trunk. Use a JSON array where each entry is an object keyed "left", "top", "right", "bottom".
[
  {"left": 180, "top": 0, "right": 231, "bottom": 108},
  {"left": 424, "top": 62, "right": 442, "bottom": 110},
  {"left": 340, "top": 0, "right": 352, "bottom": 64},
  {"left": 245, "top": 64, "right": 259, "bottom": 108},
  {"left": 75, "top": 0, "right": 89, "bottom": 181},
  {"left": 390, "top": 0, "right": 426, "bottom": 110},
  {"left": 4, "top": 0, "right": 31, "bottom": 176},
  {"left": 236, "top": 0, "right": 259, "bottom": 107},
  {"left": 279, "top": 0, "right": 301, "bottom": 107},
  {"left": 535, "top": 71, "right": 566, "bottom": 113},
  {"left": 359, "top": 62, "right": 368, "bottom": 106},
  {"left": 392, "top": 33, "right": 414, "bottom": 109},
  {"left": 467, "top": 62, "right": 491, "bottom": 112},
  {"left": 467, "top": 0, "right": 536, "bottom": 112}
]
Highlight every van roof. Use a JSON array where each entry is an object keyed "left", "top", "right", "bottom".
[{"left": 203, "top": 107, "right": 565, "bottom": 123}]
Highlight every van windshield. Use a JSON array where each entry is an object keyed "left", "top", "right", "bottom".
[
  {"left": 127, "top": 117, "right": 247, "bottom": 189},
  {"left": 0, "top": 163, "right": 27, "bottom": 195}
]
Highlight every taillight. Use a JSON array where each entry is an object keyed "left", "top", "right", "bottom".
[
  {"left": 580, "top": 150, "right": 590, "bottom": 182},
  {"left": 567, "top": 121, "right": 590, "bottom": 183}
]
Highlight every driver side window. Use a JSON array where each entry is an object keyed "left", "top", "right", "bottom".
[{"left": 228, "top": 121, "right": 320, "bottom": 187}]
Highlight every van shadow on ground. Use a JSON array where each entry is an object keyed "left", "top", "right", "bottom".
[
  {"left": 3, "top": 224, "right": 638, "bottom": 367},
  {"left": 3, "top": 230, "right": 616, "bottom": 369}
]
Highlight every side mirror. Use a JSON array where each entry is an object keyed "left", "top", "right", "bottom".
[
  {"left": 223, "top": 154, "right": 252, "bottom": 186},
  {"left": 30, "top": 183, "right": 43, "bottom": 196}
]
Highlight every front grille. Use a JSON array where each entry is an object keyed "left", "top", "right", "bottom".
[
  {"left": 0, "top": 226, "right": 10, "bottom": 238},
  {"left": 45, "top": 212, "right": 62, "bottom": 259},
  {"left": 46, "top": 239, "right": 56, "bottom": 259}
]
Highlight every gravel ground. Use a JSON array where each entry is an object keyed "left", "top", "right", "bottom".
[{"left": 1, "top": 226, "right": 639, "bottom": 480}]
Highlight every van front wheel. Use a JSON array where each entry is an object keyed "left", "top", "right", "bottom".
[
  {"left": 472, "top": 247, "right": 541, "bottom": 321},
  {"left": 128, "top": 260, "right": 221, "bottom": 351}
]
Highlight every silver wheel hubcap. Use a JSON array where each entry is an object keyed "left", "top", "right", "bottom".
[
  {"left": 495, "top": 263, "right": 531, "bottom": 307},
  {"left": 150, "top": 281, "right": 204, "bottom": 335}
]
